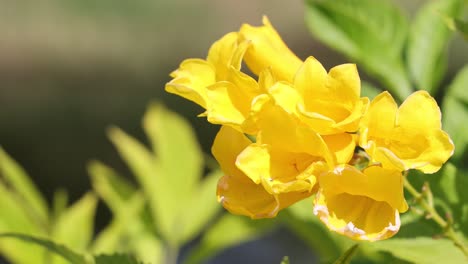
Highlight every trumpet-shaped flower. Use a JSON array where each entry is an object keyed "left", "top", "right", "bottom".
[
  {"left": 166, "top": 32, "right": 261, "bottom": 130},
  {"left": 294, "top": 57, "right": 369, "bottom": 135},
  {"left": 359, "top": 91, "right": 454, "bottom": 173},
  {"left": 314, "top": 165, "right": 408, "bottom": 241},
  {"left": 213, "top": 126, "right": 311, "bottom": 219}
]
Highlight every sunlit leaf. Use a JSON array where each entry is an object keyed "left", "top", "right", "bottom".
[
  {"left": 0, "top": 148, "right": 49, "bottom": 224},
  {"left": 88, "top": 160, "right": 136, "bottom": 212},
  {"left": 0, "top": 233, "right": 88, "bottom": 264},
  {"left": 305, "top": 0, "right": 412, "bottom": 101},
  {"left": 0, "top": 184, "right": 46, "bottom": 264},
  {"left": 442, "top": 66, "right": 468, "bottom": 163},
  {"left": 368, "top": 237, "right": 466, "bottom": 264},
  {"left": 51, "top": 192, "right": 97, "bottom": 253},
  {"left": 406, "top": 0, "right": 464, "bottom": 94},
  {"left": 178, "top": 170, "right": 222, "bottom": 244},
  {"left": 183, "top": 214, "right": 273, "bottom": 264},
  {"left": 143, "top": 103, "right": 203, "bottom": 201},
  {"left": 92, "top": 191, "right": 162, "bottom": 264}
]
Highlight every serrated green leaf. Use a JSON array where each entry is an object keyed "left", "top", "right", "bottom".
[
  {"left": 94, "top": 253, "right": 141, "bottom": 264},
  {"left": 0, "top": 233, "right": 88, "bottom": 264},
  {"left": 107, "top": 127, "right": 171, "bottom": 241},
  {"left": 88, "top": 160, "right": 136, "bottom": 212},
  {"left": 178, "top": 170, "right": 222, "bottom": 244},
  {"left": 183, "top": 214, "right": 273, "bottom": 264},
  {"left": 0, "top": 147, "right": 49, "bottom": 225},
  {"left": 52, "top": 192, "right": 97, "bottom": 253},
  {"left": 368, "top": 237, "right": 466, "bottom": 264},
  {"left": 442, "top": 66, "right": 468, "bottom": 163},
  {"left": 333, "top": 244, "right": 359, "bottom": 264},
  {"left": 0, "top": 183, "right": 47, "bottom": 264},
  {"left": 92, "top": 190, "right": 163, "bottom": 264},
  {"left": 406, "top": 0, "right": 464, "bottom": 94},
  {"left": 305, "top": 0, "right": 412, "bottom": 101},
  {"left": 143, "top": 103, "right": 203, "bottom": 199}
]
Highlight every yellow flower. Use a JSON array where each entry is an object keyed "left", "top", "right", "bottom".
[
  {"left": 294, "top": 57, "right": 369, "bottom": 135},
  {"left": 359, "top": 90, "right": 454, "bottom": 173},
  {"left": 255, "top": 66, "right": 358, "bottom": 164},
  {"left": 238, "top": 100, "right": 332, "bottom": 195},
  {"left": 239, "top": 16, "right": 303, "bottom": 83},
  {"left": 212, "top": 126, "right": 310, "bottom": 219},
  {"left": 314, "top": 165, "right": 408, "bottom": 241},
  {"left": 165, "top": 32, "right": 261, "bottom": 130}
]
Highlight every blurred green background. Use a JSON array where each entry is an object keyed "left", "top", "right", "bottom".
[{"left": 0, "top": 0, "right": 466, "bottom": 263}]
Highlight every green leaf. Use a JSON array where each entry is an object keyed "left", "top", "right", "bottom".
[
  {"left": 0, "top": 147, "right": 49, "bottom": 224},
  {"left": 0, "top": 183, "right": 47, "bottom": 264},
  {"left": 333, "top": 244, "right": 359, "bottom": 264},
  {"left": 280, "top": 256, "right": 290, "bottom": 264},
  {"left": 406, "top": 0, "right": 464, "bottom": 94},
  {"left": 0, "top": 233, "right": 88, "bottom": 264},
  {"left": 368, "top": 237, "right": 466, "bottom": 264},
  {"left": 51, "top": 192, "right": 97, "bottom": 253},
  {"left": 88, "top": 160, "right": 136, "bottom": 212},
  {"left": 178, "top": 170, "right": 222, "bottom": 244},
  {"left": 92, "top": 192, "right": 163, "bottom": 264},
  {"left": 183, "top": 214, "right": 273, "bottom": 264},
  {"left": 94, "top": 253, "right": 142, "bottom": 264},
  {"left": 442, "top": 66, "right": 468, "bottom": 162},
  {"left": 143, "top": 103, "right": 203, "bottom": 213},
  {"left": 305, "top": 0, "right": 412, "bottom": 101}
]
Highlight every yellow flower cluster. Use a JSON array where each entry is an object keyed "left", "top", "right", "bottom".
[{"left": 166, "top": 17, "right": 454, "bottom": 241}]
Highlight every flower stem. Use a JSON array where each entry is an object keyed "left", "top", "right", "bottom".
[{"left": 403, "top": 177, "right": 468, "bottom": 257}]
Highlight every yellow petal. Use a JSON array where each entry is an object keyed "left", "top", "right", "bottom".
[
  {"left": 165, "top": 59, "right": 215, "bottom": 108},
  {"left": 253, "top": 101, "right": 334, "bottom": 165},
  {"left": 314, "top": 191, "right": 401, "bottom": 241},
  {"left": 322, "top": 133, "right": 355, "bottom": 164},
  {"left": 205, "top": 82, "right": 249, "bottom": 127},
  {"left": 217, "top": 173, "right": 281, "bottom": 219},
  {"left": 267, "top": 81, "right": 301, "bottom": 115},
  {"left": 213, "top": 126, "right": 310, "bottom": 218},
  {"left": 314, "top": 165, "right": 407, "bottom": 241},
  {"left": 360, "top": 91, "right": 454, "bottom": 173},
  {"left": 239, "top": 16, "right": 302, "bottom": 82},
  {"left": 211, "top": 126, "right": 252, "bottom": 181},
  {"left": 294, "top": 56, "right": 328, "bottom": 104},
  {"left": 398, "top": 90, "right": 441, "bottom": 131},
  {"left": 207, "top": 32, "right": 239, "bottom": 80},
  {"left": 236, "top": 144, "right": 321, "bottom": 194}
]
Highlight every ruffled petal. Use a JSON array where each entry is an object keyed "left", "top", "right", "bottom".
[
  {"left": 239, "top": 16, "right": 302, "bottom": 82},
  {"left": 165, "top": 59, "right": 215, "bottom": 108},
  {"left": 314, "top": 165, "right": 407, "bottom": 241}
]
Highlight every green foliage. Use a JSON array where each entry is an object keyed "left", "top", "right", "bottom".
[
  {"left": 333, "top": 244, "right": 359, "bottom": 264},
  {"left": 305, "top": 0, "right": 412, "bottom": 101},
  {"left": 406, "top": 0, "right": 464, "bottom": 94},
  {"left": 184, "top": 214, "right": 274, "bottom": 264},
  {"left": 0, "top": 233, "right": 88, "bottom": 264},
  {"left": 443, "top": 65, "right": 468, "bottom": 163},
  {"left": 280, "top": 256, "right": 290, "bottom": 264},
  {"left": 0, "top": 104, "right": 251, "bottom": 264},
  {"left": 367, "top": 238, "right": 466, "bottom": 264}
]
